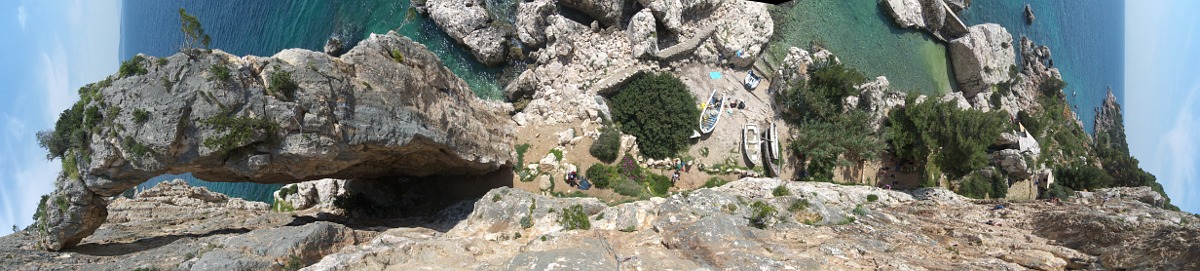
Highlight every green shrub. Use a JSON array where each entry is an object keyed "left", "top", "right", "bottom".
[
  {"left": 1017, "top": 110, "right": 1041, "bottom": 138},
  {"left": 118, "top": 55, "right": 148, "bottom": 78},
  {"left": 956, "top": 168, "right": 1007, "bottom": 199},
  {"left": 788, "top": 199, "right": 809, "bottom": 212},
  {"left": 201, "top": 114, "right": 280, "bottom": 154},
  {"left": 1039, "top": 77, "right": 1067, "bottom": 97},
  {"left": 852, "top": 204, "right": 867, "bottom": 216},
  {"left": 156, "top": 58, "right": 168, "bottom": 66},
  {"left": 133, "top": 109, "right": 150, "bottom": 124},
  {"left": 558, "top": 204, "right": 591, "bottom": 230},
  {"left": 519, "top": 216, "right": 533, "bottom": 229},
  {"left": 608, "top": 72, "right": 700, "bottom": 159},
  {"left": 122, "top": 136, "right": 152, "bottom": 159},
  {"left": 611, "top": 178, "right": 648, "bottom": 199},
  {"left": 702, "top": 177, "right": 728, "bottom": 188},
  {"left": 776, "top": 60, "right": 867, "bottom": 122},
  {"left": 749, "top": 201, "right": 776, "bottom": 229},
  {"left": 515, "top": 143, "right": 531, "bottom": 166},
  {"left": 391, "top": 49, "right": 405, "bottom": 63},
  {"left": 589, "top": 125, "right": 621, "bottom": 163},
  {"left": 866, "top": 194, "right": 879, "bottom": 202},
  {"left": 1040, "top": 183, "right": 1073, "bottom": 200},
  {"left": 279, "top": 185, "right": 299, "bottom": 198},
  {"left": 268, "top": 68, "right": 299, "bottom": 100},
  {"left": 549, "top": 149, "right": 563, "bottom": 162},
  {"left": 585, "top": 163, "right": 617, "bottom": 189},
  {"left": 32, "top": 195, "right": 49, "bottom": 221},
  {"left": 208, "top": 64, "right": 231, "bottom": 82},
  {"left": 887, "top": 97, "right": 1010, "bottom": 178},
  {"left": 646, "top": 173, "right": 672, "bottom": 197},
  {"left": 772, "top": 185, "right": 791, "bottom": 197},
  {"left": 283, "top": 254, "right": 303, "bottom": 271},
  {"left": 62, "top": 153, "right": 80, "bottom": 180}
]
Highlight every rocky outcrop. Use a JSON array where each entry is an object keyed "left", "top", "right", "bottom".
[
  {"left": 323, "top": 36, "right": 344, "bottom": 57},
  {"left": 515, "top": 0, "right": 556, "bottom": 48},
  {"left": 35, "top": 174, "right": 108, "bottom": 251},
  {"left": 425, "top": 0, "right": 512, "bottom": 66},
  {"left": 883, "top": 0, "right": 926, "bottom": 29},
  {"left": 882, "top": 0, "right": 969, "bottom": 40},
  {"left": 8, "top": 178, "right": 1200, "bottom": 270},
  {"left": 1094, "top": 87, "right": 1128, "bottom": 152},
  {"left": 628, "top": 9, "right": 658, "bottom": 59},
  {"left": 711, "top": 0, "right": 773, "bottom": 68},
  {"left": 273, "top": 178, "right": 348, "bottom": 212},
  {"left": 35, "top": 31, "right": 515, "bottom": 250},
  {"left": 949, "top": 23, "right": 1016, "bottom": 99},
  {"left": 991, "top": 149, "right": 1032, "bottom": 180},
  {"left": 559, "top": 0, "right": 635, "bottom": 28},
  {"left": 638, "top": 0, "right": 684, "bottom": 31},
  {"left": 1024, "top": 4, "right": 1036, "bottom": 25}
]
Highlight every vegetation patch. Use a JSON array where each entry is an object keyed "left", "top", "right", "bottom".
[
  {"left": 702, "top": 177, "right": 728, "bottom": 188},
  {"left": 118, "top": 55, "right": 149, "bottom": 78},
  {"left": 866, "top": 194, "right": 879, "bottom": 202},
  {"left": 772, "top": 185, "right": 792, "bottom": 197},
  {"left": 268, "top": 67, "right": 299, "bottom": 100},
  {"left": 391, "top": 49, "right": 405, "bottom": 63},
  {"left": 749, "top": 201, "right": 776, "bottom": 229},
  {"left": 776, "top": 61, "right": 883, "bottom": 180},
  {"left": 133, "top": 108, "right": 150, "bottom": 124},
  {"left": 956, "top": 167, "right": 1008, "bottom": 199},
  {"left": 200, "top": 114, "right": 280, "bottom": 154},
  {"left": 788, "top": 199, "right": 809, "bottom": 212},
  {"left": 589, "top": 125, "right": 621, "bottom": 163},
  {"left": 207, "top": 64, "right": 231, "bottom": 82},
  {"left": 887, "top": 97, "right": 1010, "bottom": 179},
  {"left": 558, "top": 204, "right": 591, "bottom": 231},
  {"left": 608, "top": 73, "right": 700, "bottom": 159}
]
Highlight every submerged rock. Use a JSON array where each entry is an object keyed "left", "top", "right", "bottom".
[{"left": 35, "top": 31, "right": 515, "bottom": 250}]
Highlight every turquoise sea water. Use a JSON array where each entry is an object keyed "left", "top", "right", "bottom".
[
  {"left": 959, "top": 0, "right": 1124, "bottom": 134},
  {"left": 769, "top": 0, "right": 956, "bottom": 95},
  {"left": 119, "top": 0, "right": 517, "bottom": 202}
]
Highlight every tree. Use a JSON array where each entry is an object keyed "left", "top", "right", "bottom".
[
  {"left": 179, "top": 8, "right": 211, "bottom": 56},
  {"left": 886, "top": 99, "right": 1009, "bottom": 178},
  {"left": 608, "top": 73, "right": 699, "bottom": 159}
]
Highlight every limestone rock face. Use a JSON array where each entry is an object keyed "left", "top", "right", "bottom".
[
  {"left": 559, "top": 0, "right": 635, "bottom": 28},
  {"left": 637, "top": 0, "right": 683, "bottom": 31},
  {"left": 273, "top": 178, "right": 348, "bottom": 211},
  {"left": 921, "top": 0, "right": 947, "bottom": 31},
  {"left": 37, "top": 31, "right": 514, "bottom": 250},
  {"left": 516, "top": 0, "right": 556, "bottom": 48},
  {"left": 712, "top": 0, "right": 773, "bottom": 68},
  {"left": 949, "top": 23, "right": 1016, "bottom": 98},
  {"left": 425, "top": 0, "right": 511, "bottom": 66},
  {"left": 991, "top": 149, "right": 1031, "bottom": 180},
  {"left": 628, "top": 8, "right": 659, "bottom": 59},
  {"left": 883, "top": 0, "right": 926, "bottom": 29},
  {"left": 36, "top": 174, "right": 108, "bottom": 251}
]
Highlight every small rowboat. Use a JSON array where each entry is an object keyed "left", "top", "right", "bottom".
[
  {"left": 700, "top": 90, "right": 726, "bottom": 134},
  {"left": 743, "top": 124, "right": 762, "bottom": 167}
]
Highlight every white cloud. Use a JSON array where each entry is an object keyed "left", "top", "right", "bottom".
[
  {"left": 16, "top": 6, "right": 27, "bottom": 31},
  {"left": 1155, "top": 82, "right": 1200, "bottom": 212},
  {"left": 40, "top": 42, "right": 73, "bottom": 123}
]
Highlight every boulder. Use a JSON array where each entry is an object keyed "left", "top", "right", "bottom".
[
  {"left": 323, "top": 36, "right": 344, "bottom": 57},
  {"left": 516, "top": 0, "right": 556, "bottom": 48},
  {"left": 628, "top": 8, "right": 659, "bottom": 59},
  {"left": 882, "top": 0, "right": 926, "bottom": 29},
  {"left": 559, "top": 0, "right": 635, "bottom": 28},
  {"left": 991, "top": 149, "right": 1031, "bottom": 180},
  {"left": 35, "top": 174, "right": 108, "bottom": 250},
  {"left": 637, "top": 0, "right": 684, "bottom": 31},
  {"left": 273, "top": 178, "right": 348, "bottom": 211},
  {"left": 775, "top": 47, "right": 813, "bottom": 90},
  {"left": 921, "top": 0, "right": 947, "bottom": 31},
  {"left": 37, "top": 31, "right": 515, "bottom": 250},
  {"left": 948, "top": 23, "right": 1016, "bottom": 99},
  {"left": 425, "top": 0, "right": 511, "bottom": 66},
  {"left": 712, "top": 1, "right": 773, "bottom": 68},
  {"left": 994, "top": 132, "right": 1021, "bottom": 150}
]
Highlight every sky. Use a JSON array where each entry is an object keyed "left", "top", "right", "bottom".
[
  {"left": 0, "top": 0, "right": 122, "bottom": 235},
  {"left": 1125, "top": 0, "right": 1200, "bottom": 214}
]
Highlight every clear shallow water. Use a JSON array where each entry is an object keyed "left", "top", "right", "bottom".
[
  {"left": 769, "top": 0, "right": 956, "bottom": 95},
  {"left": 959, "top": 0, "right": 1125, "bottom": 134},
  {"left": 119, "top": 0, "right": 516, "bottom": 202}
]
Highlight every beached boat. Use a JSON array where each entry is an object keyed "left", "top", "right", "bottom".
[
  {"left": 699, "top": 90, "right": 725, "bottom": 134},
  {"left": 743, "top": 124, "right": 762, "bottom": 167},
  {"left": 768, "top": 122, "right": 780, "bottom": 161},
  {"left": 744, "top": 70, "right": 761, "bottom": 90}
]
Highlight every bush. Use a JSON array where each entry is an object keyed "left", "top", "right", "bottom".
[
  {"left": 702, "top": 177, "right": 728, "bottom": 188},
  {"left": 788, "top": 199, "right": 809, "bottom": 212},
  {"left": 208, "top": 64, "right": 231, "bottom": 82},
  {"left": 201, "top": 114, "right": 280, "bottom": 154},
  {"left": 32, "top": 195, "right": 49, "bottom": 221},
  {"left": 1039, "top": 77, "right": 1067, "bottom": 97},
  {"left": 589, "top": 125, "right": 621, "bottom": 163},
  {"left": 585, "top": 163, "right": 617, "bottom": 189},
  {"left": 1040, "top": 183, "right": 1073, "bottom": 200},
  {"left": 887, "top": 97, "right": 1010, "bottom": 178},
  {"left": 558, "top": 204, "right": 591, "bottom": 230},
  {"left": 133, "top": 109, "right": 150, "bottom": 124},
  {"left": 646, "top": 173, "right": 672, "bottom": 197},
  {"left": 749, "top": 201, "right": 776, "bottom": 229},
  {"left": 1054, "top": 163, "right": 1113, "bottom": 191},
  {"left": 391, "top": 49, "right": 405, "bottom": 63},
  {"left": 608, "top": 73, "right": 700, "bottom": 159},
  {"left": 118, "top": 55, "right": 148, "bottom": 78},
  {"left": 866, "top": 194, "right": 879, "bottom": 202},
  {"left": 852, "top": 204, "right": 867, "bottom": 216},
  {"left": 268, "top": 68, "right": 299, "bottom": 100},
  {"left": 279, "top": 185, "right": 298, "bottom": 198},
  {"left": 519, "top": 216, "right": 533, "bottom": 229},
  {"left": 957, "top": 168, "right": 1007, "bottom": 199},
  {"left": 772, "top": 185, "right": 791, "bottom": 197},
  {"left": 776, "top": 60, "right": 867, "bottom": 123},
  {"left": 1017, "top": 110, "right": 1041, "bottom": 137}
]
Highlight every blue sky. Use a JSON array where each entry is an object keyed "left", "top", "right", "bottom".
[
  {"left": 0, "top": 0, "right": 121, "bottom": 235},
  {"left": 1126, "top": 0, "right": 1200, "bottom": 214}
]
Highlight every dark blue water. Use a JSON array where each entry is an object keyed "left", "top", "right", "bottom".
[
  {"left": 119, "top": 0, "right": 514, "bottom": 203},
  {"left": 960, "top": 0, "right": 1124, "bottom": 134}
]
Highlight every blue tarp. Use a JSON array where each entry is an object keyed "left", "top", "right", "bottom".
[
  {"left": 709, "top": 71, "right": 722, "bottom": 79},
  {"left": 578, "top": 178, "right": 592, "bottom": 190}
]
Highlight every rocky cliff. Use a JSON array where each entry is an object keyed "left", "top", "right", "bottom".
[
  {"left": 5, "top": 178, "right": 1198, "bottom": 270},
  {"left": 1094, "top": 87, "right": 1128, "bottom": 153},
  {"left": 34, "top": 31, "right": 516, "bottom": 250}
]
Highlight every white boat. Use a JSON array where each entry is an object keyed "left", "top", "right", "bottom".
[
  {"left": 767, "top": 122, "right": 780, "bottom": 161},
  {"left": 743, "top": 124, "right": 762, "bottom": 167},
  {"left": 699, "top": 90, "right": 725, "bottom": 134},
  {"left": 744, "top": 70, "right": 761, "bottom": 90}
]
